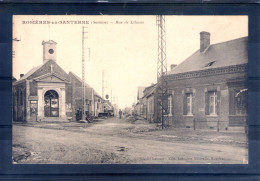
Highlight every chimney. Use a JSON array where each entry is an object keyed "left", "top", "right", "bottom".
[
  {"left": 200, "top": 31, "right": 210, "bottom": 52},
  {"left": 20, "top": 74, "right": 24, "bottom": 78},
  {"left": 170, "top": 64, "right": 177, "bottom": 70}
]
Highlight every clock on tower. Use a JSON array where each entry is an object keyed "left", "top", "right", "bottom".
[{"left": 42, "top": 40, "right": 57, "bottom": 62}]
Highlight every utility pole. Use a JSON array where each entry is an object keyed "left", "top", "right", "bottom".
[
  {"left": 81, "top": 26, "right": 89, "bottom": 121},
  {"left": 111, "top": 90, "right": 113, "bottom": 104},
  {"left": 102, "top": 70, "right": 104, "bottom": 99},
  {"left": 156, "top": 15, "right": 168, "bottom": 129}
]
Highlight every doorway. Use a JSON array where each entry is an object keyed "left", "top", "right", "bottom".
[{"left": 44, "top": 90, "right": 59, "bottom": 117}]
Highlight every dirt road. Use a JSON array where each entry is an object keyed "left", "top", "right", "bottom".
[{"left": 13, "top": 117, "right": 248, "bottom": 164}]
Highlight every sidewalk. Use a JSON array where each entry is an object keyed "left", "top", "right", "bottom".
[{"left": 123, "top": 116, "right": 248, "bottom": 147}]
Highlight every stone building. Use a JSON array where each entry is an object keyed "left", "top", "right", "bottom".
[
  {"left": 13, "top": 40, "right": 104, "bottom": 122},
  {"left": 165, "top": 32, "right": 248, "bottom": 131}
]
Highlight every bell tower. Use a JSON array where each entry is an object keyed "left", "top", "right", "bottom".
[{"left": 42, "top": 40, "right": 57, "bottom": 62}]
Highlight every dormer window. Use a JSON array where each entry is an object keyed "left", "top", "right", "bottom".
[{"left": 205, "top": 61, "right": 216, "bottom": 67}]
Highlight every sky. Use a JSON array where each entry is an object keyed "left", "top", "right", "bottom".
[{"left": 13, "top": 15, "right": 248, "bottom": 109}]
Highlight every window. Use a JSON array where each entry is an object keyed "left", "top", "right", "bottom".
[
  {"left": 184, "top": 93, "right": 193, "bottom": 115},
  {"left": 205, "top": 61, "right": 216, "bottom": 67},
  {"left": 183, "top": 93, "right": 193, "bottom": 115},
  {"left": 187, "top": 93, "right": 193, "bottom": 115},
  {"left": 235, "top": 89, "right": 247, "bottom": 115},
  {"left": 168, "top": 95, "right": 173, "bottom": 116},
  {"left": 209, "top": 91, "right": 217, "bottom": 115},
  {"left": 20, "top": 90, "right": 23, "bottom": 106}
]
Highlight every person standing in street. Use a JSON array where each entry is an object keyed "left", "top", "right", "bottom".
[{"left": 119, "top": 109, "right": 122, "bottom": 119}]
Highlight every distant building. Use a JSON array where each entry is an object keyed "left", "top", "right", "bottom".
[
  {"left": 113, "top": 104, "right": 119, "bottom": 116},
  {"left": 165, "top": 32, "right": 248, "bottom": 131},
  {"left": 134, "top": 86, "right": 146, "bottom": 116},
  {"left": 123, "top": 107, "right": 132, "bottom": 116},
  {"left": 142, "top": 84, "right": 157, "bottom": 122},
  {"left": 12, "top": 40, "right": 103, "bottom": 122}
]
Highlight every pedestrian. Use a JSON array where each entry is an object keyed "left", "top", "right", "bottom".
[{"left": 119, "top": 109, "right": 122, "bottom": 119}]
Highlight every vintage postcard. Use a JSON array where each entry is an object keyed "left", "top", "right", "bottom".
[{"left": 12, "top": 15, "right": 248, "bottom": 164}]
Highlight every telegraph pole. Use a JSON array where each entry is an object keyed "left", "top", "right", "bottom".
[
  {"left": 102, "top": 70, "right": 104, "bottom": 99},
  {"left": 156, "top": 15, "right": 168, "bottom": 129},
  {"left": 81, "top": 26, "right": 89, "bottom": 121}
]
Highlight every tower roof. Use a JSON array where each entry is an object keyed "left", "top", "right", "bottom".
[{"left": 42, "top": 40, "right": 57, "bottom": 45}]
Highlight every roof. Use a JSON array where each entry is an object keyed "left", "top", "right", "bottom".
[
  {"left": 137, "top": 86, "right": 146, "bottom": 100},
  {"left": 14, "top": 60, "right": 50, "bottom": 84},
  {"left": 42, "top": 40, "right": 57, "bottom": 45},
  {"left": 103, "top": 100, "right": 112, "bottom": 108},
  {"left": 69, "top": 72, "right": 103, "bottom": 99},
  {"left": 69, "top": 72, "right": 94, "bottom": 100},
  {"left": 69, "top": 72, "right": 91, "bottom": 88},
  {"left": 93, "top": 90, "right": 102, "bottom": 99},
  {"left": 143, "top": 84, "right": 156, "bottom": 98},
  {"left": 169, "top": 37, "right": 248, "bottom": 75},
  {"left": 73, "top": 86, "right": 93, "bottom": 100}
]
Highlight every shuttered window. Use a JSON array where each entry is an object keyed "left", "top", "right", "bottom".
[
  {"left": 187, "top": 93, "right": 193, "bottom": 115},
  {"left": 234, "top": 89, "right": 247, "bottom": 115},
  {"left": 184, "top": 93, "right": 193, "bottom": 115},
  {"left": 168, "top": 95, "right": 173, "bottom": 116},
  {"left": 207, "top": 91, "right": 219, "bottom": 116}
]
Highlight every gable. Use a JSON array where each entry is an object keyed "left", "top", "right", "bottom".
[
  {"left": 27, "top": 60, "right": 70, "bottom": 81},
  {"left": 34, "top": 73, "right": 69, "bottom": 83}
]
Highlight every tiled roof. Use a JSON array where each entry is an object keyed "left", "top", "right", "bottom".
[
  {"left": 69, "top": 71, "right": 102, "bottom": 100},
  {"left": 169, "top": 37, "right": 248, "bottom": 75},
  {"left": 14, "top": 60, "right": 50, "bottom": 84},
  {"left": 73, "top": 86, "right": 93, "bottom": 100},
  {"left": 69, "top": 72, "right": 91, "bottom": 88}
]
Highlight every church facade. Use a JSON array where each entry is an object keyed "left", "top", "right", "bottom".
[{"left": 13, "top": 40, "right": 104, "bottom": 122}]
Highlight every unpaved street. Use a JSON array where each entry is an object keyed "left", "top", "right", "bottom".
[{"left": 13, "top": 117, "right": 248, "bottom": 164}]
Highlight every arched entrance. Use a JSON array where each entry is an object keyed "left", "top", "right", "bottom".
[{"left": 44, "top": 90, "right": 59, "bottom": 117}]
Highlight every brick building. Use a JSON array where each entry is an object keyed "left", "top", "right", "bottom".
[
  {"left": 69, "top": 72, "right": 95, "bottom": 120},
  {"left": 142, "top": 84, "right": 157, "bottom": 122},
  {"left": 13, "top": 40, "right": 104, "bottom": 122},
  {"left": 165, "top": 32, "right": 248, "bottom": 131},
  {"left": 134, "top": 86, "right": 146, "bottom": 116}
]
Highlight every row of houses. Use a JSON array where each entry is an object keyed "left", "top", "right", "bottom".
[
  {"left": 134, "top": 31, "right": 248, "bottom": 131},
  {"left": 12, "top": 40, "right": 115, "bottom": 122}
]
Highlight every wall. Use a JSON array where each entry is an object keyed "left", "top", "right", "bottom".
[
  {"left": 13, "top": 82, "right": 27, "bottom": 121},
  {"left": 167, "top": 66, "right": 247, "bottom": 131}
]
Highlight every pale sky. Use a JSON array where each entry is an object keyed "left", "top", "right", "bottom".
[{"left": 13, "top": 15, "right": 248, "bottom": 109}]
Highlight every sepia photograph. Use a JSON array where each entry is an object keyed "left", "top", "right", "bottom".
[{"left": 12, "top": 15, "right": 248, "bottom": 164}]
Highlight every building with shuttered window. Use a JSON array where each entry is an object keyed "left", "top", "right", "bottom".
[{"left": 165, "top": 32, "right": 248, "bottom": 131}]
